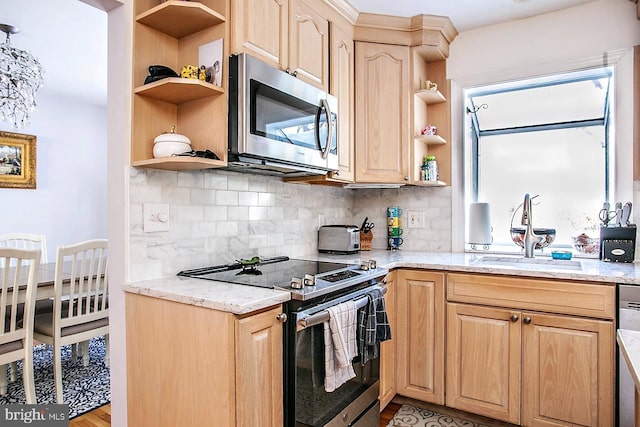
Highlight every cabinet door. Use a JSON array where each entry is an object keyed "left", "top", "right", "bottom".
[
  {"left": 230, "top": 0, "right": 288, "bottom": 69},
  {"left": 379, "top": 272, "right": 396, "bottom": 409},
  {"left": 522, "top": 312, "right": 614, "bottom": 427},
  {"left": 355, "top": 42, "right": 410, "bottom": 183},
  {"left": 329, "top": 21, "right": 355, "bottom": 182},
  {"left": 446, "top": 303, "right": 521, "bottom": 424},
  {"left": 126, "top": 294, "right": 235, "bottom": 426},
  {"left": 288, "top": 0, "right": 329, "bottom": 91},
  {"left": 236, "top": 307, "right": 284, "bottom": 427},
  {"left": 396, "top": 270, "right": 445, "bottom": 404}
]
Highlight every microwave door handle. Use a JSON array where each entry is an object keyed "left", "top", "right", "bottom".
[{"left": 319, "top": 98, "right": 332, "bottom": 160}]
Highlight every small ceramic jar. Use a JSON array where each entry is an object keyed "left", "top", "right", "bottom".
[{"left": 153, "top": 126, "right": 192, "bottom": 158}]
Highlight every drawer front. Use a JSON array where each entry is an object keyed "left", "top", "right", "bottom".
[{"left": 446, "top": 273, "right": 615, "bottom": 319}]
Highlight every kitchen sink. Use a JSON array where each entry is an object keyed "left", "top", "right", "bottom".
[{"left": 471, "top": 255, "right": 583, "bottom": 271}]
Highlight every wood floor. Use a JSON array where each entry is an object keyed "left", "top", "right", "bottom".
[
  {"left": 70, "top": 403, "right": 399, "bottom": 426},
  {"left": 71, "top": 399, "right": 511, "bottom": 427},
  {"left": 381, "top": 402, "right": 403, "bottom": 426},
  {"left": 69, "top": 404, "right": 110, "bottom": 427}
]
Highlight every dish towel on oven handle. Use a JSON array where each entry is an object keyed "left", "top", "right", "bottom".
[
  {"left": 357, "top": 288, "right": 392, "bottom": 365},
  {"left": 324, "top": 300, "right": 358, "bottom": 392}
]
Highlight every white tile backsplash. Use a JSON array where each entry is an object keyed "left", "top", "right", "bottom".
[{"left": 129, "top": 169, "right": 454, "bottom": 281}]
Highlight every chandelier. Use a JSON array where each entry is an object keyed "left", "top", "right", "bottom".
[{"left": 0, "top": 24, "right": 44, "bottom": 129}]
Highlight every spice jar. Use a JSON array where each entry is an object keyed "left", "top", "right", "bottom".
[{"left": 426, "top": 155, "right": 438, "bottom": 182}]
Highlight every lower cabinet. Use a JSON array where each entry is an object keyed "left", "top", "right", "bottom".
[
  {"left": 125, "top": 293, "right": 284, "bottom": 427},
  {"left": 446, "top": 273, "right": 615, "bottom": 427},
  {"left": 379, "top": 271, "right": 396, "bottom": 409},
  {"left": 446, "top": 303, "right": 521, "bottom": 424},
  {"left": 395, "top": 270, "right": 445, "bottom": 404}
]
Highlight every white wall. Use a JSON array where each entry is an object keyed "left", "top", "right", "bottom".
[{"left": 0, "top": 93, "right": 108, "bottom": 261}]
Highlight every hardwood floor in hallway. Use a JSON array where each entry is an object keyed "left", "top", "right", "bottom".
[{"left": 69, "top": 404, "right": 110, "bottom": 426}]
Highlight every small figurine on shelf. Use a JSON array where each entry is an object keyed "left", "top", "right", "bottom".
[
  {"left": 181, "top": 65, "right": 199, "bottom": 79},
  {"left": 199, "top": 65, "right": 207, "bottom": 81},
  {"left": 421, "top": 124, "right": 437, "bottom": 136},
  {"left": 424, "top": 80, "right": 438, "bottom": 91}
]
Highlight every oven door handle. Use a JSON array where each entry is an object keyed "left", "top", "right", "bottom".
[{"left": 296, "top": 285, "right": 387, "bottom": 331}]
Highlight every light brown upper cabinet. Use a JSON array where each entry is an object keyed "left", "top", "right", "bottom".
[
  {"left": 131, "top": 0, "right": 229, "bottom": 171},
  {"left": 230, "top": 0, "right": 330, "bottom": 92},
  {"left": 353, "top": 14, "right": 457, "bottom": 185},
  {"left": 230, "top": 0, "right": 289, "bottom": 71},
  {"left": 326, "top": 20, "right": 355, "bottom": 182},
  {"left": 288, "top": 0, "right": 330, "bottom": 91},
  {"left": 355, "top": 42, "right": 411, "bottom": 183}
]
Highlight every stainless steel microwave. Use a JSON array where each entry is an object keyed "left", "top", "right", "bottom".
[{"left": 227, "top": 53, "right": 338, "bottom": 176}]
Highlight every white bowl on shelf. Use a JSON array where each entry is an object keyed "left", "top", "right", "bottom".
[{"left": 153, "top": 126, "right": 192, "bottom": 158}]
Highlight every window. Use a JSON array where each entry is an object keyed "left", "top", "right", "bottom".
[{"left": 465, "top": 67, "right": 613, "bottom": 254}]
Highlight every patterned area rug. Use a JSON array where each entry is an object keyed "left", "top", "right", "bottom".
[
  {"left": 387, "top": 405, "right": 489, "bottom": 427},
  {"left": 0, "top": 336, "right": 110, "bottom": 418}
]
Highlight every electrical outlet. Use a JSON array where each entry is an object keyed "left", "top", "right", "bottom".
[
  {"left": 143, "top": 203, "right": 170, "bottom": 232},
  {"left": 407, "top": 210, "right": 425, "bottom": 228}
]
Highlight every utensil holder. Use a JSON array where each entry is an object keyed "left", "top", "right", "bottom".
[{"left": 360, "top": 231, "right": 373, "bottom": 251}]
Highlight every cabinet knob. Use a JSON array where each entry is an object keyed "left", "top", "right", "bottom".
[
  {"left": 404, "top": 176, "right": 409, "bottom": 181},
  {"left": 523, "top": 316, "right": 532, "bottom": 324},
  {"left": 276, "top": 313, "right": 288, "bottom": 323},
  {"left": 510, "top": 314, "right": 519, "bottom": 322},
  {"left": 285, "top": 68, "right": 291, "bottom": 75},
  {"left": 292, "top": 70, "right": 298, "bottom": 77}
]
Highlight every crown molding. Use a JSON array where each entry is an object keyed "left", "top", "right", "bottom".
[
  {"left": 354, "top": 13, "right": 458, "bottom": 60},
  {"left": 324, "top": 0, "right": 360, "bottom": 25}
]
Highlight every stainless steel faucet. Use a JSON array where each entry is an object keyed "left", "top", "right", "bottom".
[{"left": 521, "top": 193, "right": 543, "bottom": 258}]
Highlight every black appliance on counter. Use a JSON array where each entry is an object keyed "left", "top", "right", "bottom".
[{"left": 178, "top": 256, "right": 390, "bottom": 427}]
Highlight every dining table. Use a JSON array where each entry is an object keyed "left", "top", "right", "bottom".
[{"left": 1, "top": 261, "right": 91, "bottom": 303}]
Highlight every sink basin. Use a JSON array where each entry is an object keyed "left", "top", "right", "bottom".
[{"left": 471, "top": 256, "right": 583, "bottom": 271}]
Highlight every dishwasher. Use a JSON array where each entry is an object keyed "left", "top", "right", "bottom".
[{"left": 618, "top": 284, "right": 640, "bottom": 427}]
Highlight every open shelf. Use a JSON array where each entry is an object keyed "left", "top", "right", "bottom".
[
  {"left": 415, "top": 134, "right": 446, "bottom": 145},
  {"left": 132, "top": 156, "right": 226, "bottom": 171},
  {"left": 136, "top": 1, "right": 226, "bottom": 38},
  {"left": 415, "top": 89, "right": 446, "bottom": 104},
  {"left": 134, "top": 78, "right": 224, "bottom": 104}
]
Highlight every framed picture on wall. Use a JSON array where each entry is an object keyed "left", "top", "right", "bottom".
[
  {"left": 198, "top": 39, "right": 223, "bottom": 87},
  {"left": 0, "top": 131, "right": 36, "bottom": 189}
]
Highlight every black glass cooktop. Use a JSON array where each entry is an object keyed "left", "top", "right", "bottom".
[{"left": 177, "top": 256, "right": 349, "bottom": 289}]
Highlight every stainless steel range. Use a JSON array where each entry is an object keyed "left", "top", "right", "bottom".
[{"left": 178, "top": 256, "right": 390, "bottom": 427}]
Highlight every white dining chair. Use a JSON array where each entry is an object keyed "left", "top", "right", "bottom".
[
  {"left": 0, "top": 248, "right": 41, "bottom": 403},
  {"left": 0, "top": 233, "right": 49, "bottom": 383},
  {"left": 32, "top": 239, "right": 108, "bottom": 404},
  {"left": 0, "top": 234, "right": 48, "bottom": 265}
]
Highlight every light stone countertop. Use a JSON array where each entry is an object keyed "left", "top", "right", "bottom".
[
  {"left": 123, "top": 250, "right": 640, "bottom": 315},
  {"left": 303, "top": 250, "right": 640, "bottom": 285},
  {"left": 618, "top": 329, "right": 640, "bottom": 393},
  {"left": 122, "top": 275, "right": 291, "bottom": 315}
]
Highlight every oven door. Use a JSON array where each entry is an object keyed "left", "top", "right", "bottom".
[{"left": 284, "top": 286, "right": 384, "bottom": 427}]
